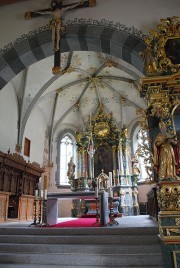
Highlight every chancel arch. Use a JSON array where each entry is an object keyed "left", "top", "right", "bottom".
[{"left": 0, "top": 21, "right": 146, "bottom": 91}]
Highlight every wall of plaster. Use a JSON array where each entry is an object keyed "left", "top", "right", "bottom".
[
  {"left": 22, "top": 105, "right": 48, "bottom": 165},
  {"left": 0, "top": 0, "right": 179, "bottom": 49},
  {"left": 0, "top": 84, "right": 18, "bottom": 153}
]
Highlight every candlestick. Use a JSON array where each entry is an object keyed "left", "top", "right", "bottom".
[
  {"left": 95, "top": 186, "right": 98, "bottom": 198},
  {"left": 109, "top": 172, "right": 112, "bottom": 187},
  {"left": 44, "top": 175, "right": 48, "bottom": 189}
]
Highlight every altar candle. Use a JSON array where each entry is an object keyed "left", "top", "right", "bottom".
[
  {"left": 43, "top": 189, "right": 47, "bottom": 200},
  {"left": 108, "top": 186, "right": 112, "bottom": 198},
  {"left": 109, "top": 172, "right": 112, "bottom": 187},
  {"left": 40, "top": 189, "right": 43, "bottom": 199},
  {"left": 44, "top": 176, "right": 48, "bottom": 189},
  {"left": 35, "top": 190, "right": 38, "bottom": 200},
  {"left": 117, "top": 169, "right": 119, "bottom": 184},
  {"left": 95, "top": 186, "right": 98, "bottom": 198}
]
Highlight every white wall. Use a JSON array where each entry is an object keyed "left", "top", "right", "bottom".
[
  {"left": 22, "top": 105, "right": 47, "bottom": 165},
  {"left": 0, "top": 84, "right": 18, "bottom": 153},
  {"left": 0, "top": 0, "right": 179, "bottom": 49}
]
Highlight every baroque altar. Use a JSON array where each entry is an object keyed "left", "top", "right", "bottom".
[
  {"left": 138, "top": 16, "right": 180, "bottom": 268},
  {"left": 67, "top": 103, "right": 140, "bottom": 216}
]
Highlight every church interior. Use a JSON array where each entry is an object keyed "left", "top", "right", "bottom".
[{"left": 0, "top": 0, "right": 179, "bottom": 267}]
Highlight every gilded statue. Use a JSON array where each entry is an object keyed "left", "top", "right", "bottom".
[
  {"left": 154, "top": 121, "right": 179, "bottom": 180},
  {"left": 140, "top": 38, "right": 158, "bottom": 74}
]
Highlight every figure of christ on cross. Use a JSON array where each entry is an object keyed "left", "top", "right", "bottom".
[{"left": 25, "top": 0, "right": 96, "bottom": 75}]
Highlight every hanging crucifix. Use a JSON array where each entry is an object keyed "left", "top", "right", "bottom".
[{"left": 25, "top": 0, "right": 96, "bottom": 74}]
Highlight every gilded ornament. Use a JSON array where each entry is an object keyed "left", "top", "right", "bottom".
[
  {"left": 142, "top": 16, "right": 180, "bottom": 76},
  {"left": 94, "top": 121, "right": 110, "bottom": 137}
]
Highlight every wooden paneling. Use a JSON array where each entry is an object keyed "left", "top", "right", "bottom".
[
  {"left": 0, "top": 192, "right": 9, "bottom": 222},
  {"left": 0, "top": 151, "right": 43, "bottom": 222}
]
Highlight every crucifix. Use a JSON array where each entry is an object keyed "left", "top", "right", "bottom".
[{"left": 25, "top": 0, "right": 96, "bottom": 75}]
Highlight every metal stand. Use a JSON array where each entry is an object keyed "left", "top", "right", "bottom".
[
  {"left": 107, "top": 197, "right": 119, "bottom": 226},
  {"left": 92, "top": 197, "right": 100, "bottom": 226},
  {"left": 29, "top": 199, "right": 38, "bottom": 227},
  {"left": 40, "top": 199, "right": 49, "bottom": 227}
]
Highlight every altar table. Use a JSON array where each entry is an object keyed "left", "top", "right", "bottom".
[{"left": 47, "top": 191, "right": 109, "bottom": 226}]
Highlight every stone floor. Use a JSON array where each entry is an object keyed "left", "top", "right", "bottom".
[{"left": 0, "top": 215, "right": 158, "bottom": 228}]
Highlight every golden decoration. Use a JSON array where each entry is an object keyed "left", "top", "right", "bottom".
[
  {"left": 136, "top": 108, "right": 148, "bottom": 130},
  {"left": 89, "top": 0, "right": 96, "bottom": 7},
  {"left": 105, "top": 60, "right": 117, "bottom": 68},
  {"left": 157, "top": 184, "right": 180, "bottom": 211},
  {"left": 24, "top": 11, "right": 32, "bottom": 20},
  {"left": 144, "top": 16, "right": 180, "bottom": 76},
  {"left": 94, "top": 121, "right": 110, "bottom": 137}
]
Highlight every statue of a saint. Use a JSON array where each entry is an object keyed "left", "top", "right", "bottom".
[
  {"left": 67, "top": 157, "right": 76, "bottom": 180},
  {"left": 139, "top": 38, "right": 157, "bottom": 74},
  {"left": 154, "top": 121, "right": 179, "bottom": 180}
]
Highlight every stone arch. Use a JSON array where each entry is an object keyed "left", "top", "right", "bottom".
[{"left": 0, "top": 21, "right": 146, "bottom": 90}]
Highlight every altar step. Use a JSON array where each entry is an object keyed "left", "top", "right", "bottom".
[{"left": 0, "top": 223, "right": 165, "bottom": 267}]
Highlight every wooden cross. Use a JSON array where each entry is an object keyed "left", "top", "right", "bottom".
[{"left": 25, "top": 0, "right": 96, "bottom": 75}]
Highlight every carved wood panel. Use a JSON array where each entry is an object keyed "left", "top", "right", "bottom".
[
  {"left": 0, "top": 151, "right": 43, "bottom": 222},
  {"left": 0, "top": 193, "right": 8, "bottom": 222}
]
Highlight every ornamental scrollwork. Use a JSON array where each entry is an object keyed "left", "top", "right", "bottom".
[
  {"left": 136, "top": 109, "right": 154, "bottom": 182},
  {"left": 143, "top": 16, "right": 180, "bottom": 76},
  {"left": 157, "top": 184, "right": 180, "bottom": 211}
]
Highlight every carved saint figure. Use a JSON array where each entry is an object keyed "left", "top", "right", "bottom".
[
  {"left": 140, "top": 38, "right": 157, "bottom": 74},
  {"left": 154, "top": 121, "right": 179, "bottom": 180},
  {"left": 67, "top": 157, "right": 76, "bottom": 180}
]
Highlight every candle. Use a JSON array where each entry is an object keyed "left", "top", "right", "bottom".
[
  {"left": 95, "top": 186, "right": 98, "bottom": 198},
  {"left": 44, "top": 176, "right": 48, "bottom": 190},
  {"left": 39, "top": 189, "right": 43, "bottom": 199},
  {"left": 109, "top": 172, "right": 112, "bottom": 187},
  {"left": 43, "top": 189, "right": 47, "bottom": 200},
  {"left": 35, "top": 190, "right": 38, "bottom": 200},
  {"left": 108, "top": 187, "right": 112, "bottom": 198}
]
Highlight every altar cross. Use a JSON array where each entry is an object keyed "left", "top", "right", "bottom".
[{"left": 25, "top": 0, "right": 96, "bottom": 75}]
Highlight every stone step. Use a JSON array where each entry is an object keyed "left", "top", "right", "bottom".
[
  {"left": 0, "top": 234, "right": 161, "bottom": 245},
  {"left": 0, "top": 226, "right": 159, "bottom": 236},
  {"left": 0, "top": 252, "right": 165, "bottom": 267},
  {"left": 0, "top": 243, "right": 163, "bottom": 255},
  {"left": 0, "top": 264, "right": 165, "bottom": 268}
]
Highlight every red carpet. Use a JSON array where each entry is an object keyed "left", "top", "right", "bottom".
[{"left": 50, "top": 217, "right": 103, "bottom": 228}]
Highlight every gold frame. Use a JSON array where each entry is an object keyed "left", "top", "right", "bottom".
[
  {"left": 146, "top": 16, "right": 180, "bottom": 75},
  {"left": 173, "top": 251, "right": 180, "bottom": 268}
]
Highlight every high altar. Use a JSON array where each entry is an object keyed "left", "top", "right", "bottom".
[{"left": 68, "top": 103, "right": 140, "bottom": 216}]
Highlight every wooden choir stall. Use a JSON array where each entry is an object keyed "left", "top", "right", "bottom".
[{"left": 0, "top": 151, "right": 43, "bottom": 222}]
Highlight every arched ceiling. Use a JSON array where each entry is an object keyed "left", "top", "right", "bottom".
[{"left": 10, "top": 50, "right": 146, "bottom": 144}]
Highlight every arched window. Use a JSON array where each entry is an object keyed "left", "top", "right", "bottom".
[
  {"left": 60, "top": 135, "right": 74, "bottom": 185},
  {"left": 56, "top": 130, "right": 76, "bottom": 187}
]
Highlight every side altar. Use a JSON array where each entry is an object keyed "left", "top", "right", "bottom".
[{"left": 138, "top": 16, "right": 180, "bottom": 268}]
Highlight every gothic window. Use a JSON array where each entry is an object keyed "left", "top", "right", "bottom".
[{"left": 56, "top": 130, "right": 76, "bottom": 187}]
